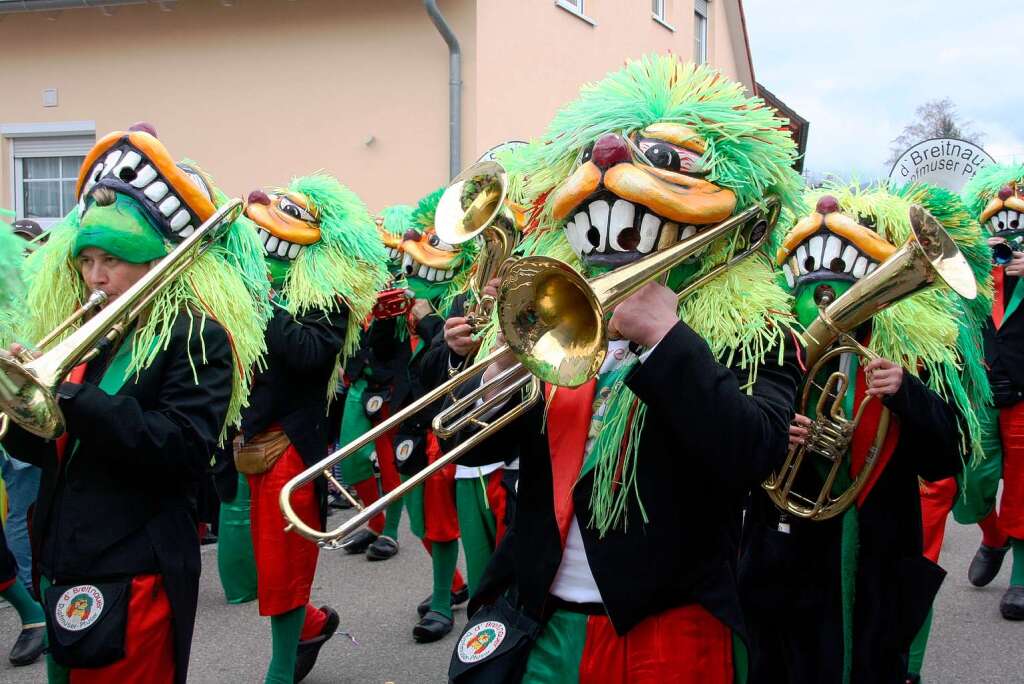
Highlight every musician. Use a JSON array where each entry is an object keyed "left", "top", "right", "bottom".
[
  {"left": 239, "top": 174, "right": 388, "bottom": 682},
  {"left": 383, "top": 188, "right": 479, "bottom": 642},
  {"left": 444, "top": 56, "right": 802, "bottom": 683},
  {"left": 0, "top": 127, "right": 269, "bottom": 684},
  {"left": 0, "top": 215, "right": 46, "bottom": 667},
  {"left": 336, "top": 205, "right": 417, "bottom": 561},
  {"left": 739, "top": 183, "right": 988, "bottom": 684},
  {"left": 960, "top": 164, "right": 1024, "bottom": 620}
]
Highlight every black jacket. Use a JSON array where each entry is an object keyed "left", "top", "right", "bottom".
[
  {"left": 446, "top": 321, "right": 801, "bottom": 639},
  {"left": 396, "top": 311, "right": 447, "bottom": 436},
  {"left": 984, "top": 273, "right": 1024, "bottom": 404},
  {"left": 2, "top": 314, "right": 232, "bottom": 684},
  {"left": 738, "top": 369, "right": 963, "bottom": 684},
  {"left": 241, "top": 305, "right": 348, "bottom": 467}
]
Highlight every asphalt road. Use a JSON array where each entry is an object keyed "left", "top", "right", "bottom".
[{"left": 1, "top": 505, "right": 1021, "bottom": 683}]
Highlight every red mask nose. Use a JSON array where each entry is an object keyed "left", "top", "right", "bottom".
[
  {"left": 590, "top": 133, "right": 632, "bottom": 170},
  {"left": 999, "top": 185, "right": 1014, "bottom": 201},
  {"left": 247, "top": 190, "right": 271, "bottom": 206},
  {"left": 815, "top": 195, "right": 839, "bottom": 215},
  {"left": 403, "top": 229, "right": 421, "bottom": 242}
]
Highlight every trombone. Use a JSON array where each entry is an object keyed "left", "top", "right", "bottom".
[
  {"left": 280, "top": 196, "right": 781, "bottom": 547},
  {"left": 0, "top": 200, "right": 243, "bottom": 440}
]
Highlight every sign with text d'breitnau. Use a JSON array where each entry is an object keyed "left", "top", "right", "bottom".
[{"left": 888, "top": 138, "right": 995, "bottom": 193}]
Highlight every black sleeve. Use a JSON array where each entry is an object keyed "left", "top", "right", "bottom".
[
  {"left": 55, "top": 317, "right": 234, "bottom": 480},
  {"left": 1, "top": 426, "right": 56, "bottom": 471},
  {"left": 883, "top": 371, "right": 964, "bottom": 482},
  {"left": 267, "top": 305, "right": 349, "bottom": 371},
  {"left": 417, "top": 296, "right": 469, "bottom": 394},
  {"left": 366, "top": 317, "right": 400, "bottom": 364},
  {"left": 626, "top": 321, "right": 801, "bottom": 488}
]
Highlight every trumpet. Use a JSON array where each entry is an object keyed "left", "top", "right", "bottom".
[
  {"left": 280, "top": 196, "right": 781, "bottom": 546},
  {"left": 0, "top": 199, "right": 242, "bottom": 440},
  {"left": 762, "top": 205, "right": 977, "bottom": 521},
  {"left": 992, "top": 230, "right": 1024, "bottom": 266},
  {"left": 435, "top": 160, "right": 520, "bottom": 332}
]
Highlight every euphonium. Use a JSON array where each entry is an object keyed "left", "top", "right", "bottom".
[
  {"left": 762, "top": 205, "right": 978, "bottom": 521},
  {"left": 435, "top": 160, "right": 521, "bottom": 332},
  {"left": 0, "top": 199, "right": 242, "bottom": 440},
  {"left": 279, "top": 196, "right": 780, "bottom": 546}
]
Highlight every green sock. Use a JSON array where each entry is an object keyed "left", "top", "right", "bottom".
[
  {"left": 266, "top": 606, "right": 305, "bottom": 684},
  {"left": 381, "top": 497, "right": 403, "bottom": 539},
  {"left": 1, "top": 579, "right": 45, "bottom": 626},
  {"left": 907, "top": 606, "right": 934, "bottom": 675},
  {"left": 429, "top": 540, "right": 459, "bottom": 619},
  {"left": 1011, "top": 538, "right": 1024, "bottom": 587}
]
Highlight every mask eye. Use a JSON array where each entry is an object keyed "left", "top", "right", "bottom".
[
  {"left": 427, "top": 234, "right": 456, "bottom": 251},
  {"left": 278, "top": 196, "right": 316, "bottom": 223},
  {"left": 579, "top": 142, "right": 595, "bottom": 165},
  {"left": 857, "top": 213, "right": 877, "bottom": 230},
  {"left": 636, "top": 138, "right": 704, "bottom": 175}
]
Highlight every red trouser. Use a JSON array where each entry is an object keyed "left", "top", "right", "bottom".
[
  {"left": 580, "top": 604, "right": 733, "bottom": 683},
  {"left": 1000, "top": 402, "right": 1024, "bottom": 539},
  {"left": 248, "top": 445, "right": 320, "bottom": 617},
  {"left": 920, "top": 477, "right": 957, "bottom": 562},
  {"left": 67, "top": 574, "right": 174, "bottom": 684}
]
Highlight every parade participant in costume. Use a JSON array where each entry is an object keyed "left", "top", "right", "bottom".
[
  {"left": 336, "top": 204, "right": 417, "bottom": 561},
  {"left": 239, "top": 174, "right": 388, "bottom": 682},
  {"left": 739, "top": 181, "right": 990, "bottom": 684},
  {"left": 0, "top": 210, "right": 47, "bottom": 667},
  {"left": 960, "top": 163, "right": 1024, "bottom": 619},
  {"left": 1, "top": 126, "right": 270, "bottom": 684},
  {"left": 445, "top": 55, "right": 803, "bottom": 683},
  {"left": 383, "top": 187, "right": 478, "bottom": 642}
]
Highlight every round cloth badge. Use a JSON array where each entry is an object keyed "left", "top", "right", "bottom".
[
  {"left": 366, "top": 396, "right": 384, "bottom": 415},
  {"left": 395, "top": 439, "right": 414, "bottom": 464},
  {"left": 54, "top": 585, "right": 105, "bottom": 632},
  {"left": 457, "top": 620, "right": 507, "bottom": 663}
]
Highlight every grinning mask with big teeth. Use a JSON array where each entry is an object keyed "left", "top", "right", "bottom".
[
  {"left": 961, "top": 163, "right": 1024, "bottom": 239},
  {"left": 550, "top": 127, "right": 736, "bottom": 272},
  {"left": 245, "top": 189, "right": 318, "bottom": 283},
  {"left": 77, "top": 129, "right": 217, "bottom": 241}
]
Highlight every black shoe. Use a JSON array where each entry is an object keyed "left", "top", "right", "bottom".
[
  {"left": 968, "top": 543, "right": 1010, "bottom": 587},
  {"left": 9, "top": 624, "right": 46, "bottom": 666},
  {"left": 340, "top": 528, "right": 378, "bottom": 554},
  {"left": 413, "top": 610, "right": 453, "bottom": 643},
  {"left": 1000, "top": 585, "right": 1024, "bottom": 620},
  {"left": 366, "top": 535, "right": 399, "bottom": 561},
  {"left": 328, "top": 486, "right": 358, "bottom": 510},
  {"left": 416, "top": 584, "right": 469, "bottom": 618},
  {"left": 294, "top": 605, "right": 340, "bottom": 682}
]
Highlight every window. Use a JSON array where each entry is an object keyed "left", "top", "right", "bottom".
[
  {"left": 694, "top": 0, "right": 709, "bottom": 64},
  {"left": 652, "top": 0, "right": 674, "bottom": 30},
  {"left": 6, "top": 132, "right": 93, "bottom": 227},
  {"left": 555, "top": 0, "right": 595, "bottom": 26}
]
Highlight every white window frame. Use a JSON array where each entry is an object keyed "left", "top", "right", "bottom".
[
  {"left": 694, "top": 0, "right": 709, "bottom": 64},
  {"left": 2, "top": 121, "right": 95, "bottom": 229},
  {"left": 652, "top": 0, "right": 675, "bottom": 31},
  {"left": 555, "top": 0, "right": 596, "bottom": 26}
]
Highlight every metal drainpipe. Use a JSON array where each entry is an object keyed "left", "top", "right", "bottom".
[
  {"left": 423, "top": 0, "right": 461, "bottom": 180},
  {"left": 0, "top": 0, "right": 147, "bottom": 12}
]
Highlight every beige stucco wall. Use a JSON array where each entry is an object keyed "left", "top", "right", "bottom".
[{"left": 0, "top": 0, "right": 752, "bottom": 216}]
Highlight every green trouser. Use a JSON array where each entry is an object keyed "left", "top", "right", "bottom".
[
  {"left": 907, "top": 607, "right": 934, "bottom": 677},
  {"left": 337, "top": 379, "right": 376, "bottom": 483},
  {"left": 456, "top": 476, "right": 498, "bottom": 596},
  {"left": 217, "top": 474, "right": 258, "bottom": 604},
  {"left": 954, "top": 403, "right": 1003, "bottom": 524}
]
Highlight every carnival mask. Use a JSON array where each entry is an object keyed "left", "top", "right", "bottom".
[{"left": 978, "top": 182, "right": 1024, "bottom": 237}]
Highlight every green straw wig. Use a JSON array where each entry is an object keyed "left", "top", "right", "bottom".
[
  {"left": 21, "top": 173, "right": 272, "bottom": 439},
  {"left": 275, "top": 173, "right": 389, "bottom": 361},
  {"left": 961, "top": 162, "right": 1024, "bottom": 223},
  {"left": 782, "top": 181, "right": 992, "bottom": 460},
  {"left": 380, "top": 204, "right": 415, "bottom": 237},
  {"left": 0, "top": 210, "right": 26, "bottom": 347}
]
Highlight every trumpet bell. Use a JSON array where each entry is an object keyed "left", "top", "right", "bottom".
[
  {"left": 499, "top": 257, "right": 605, "bottom": 388},
  {"left": 0, "top": 356, "right": 63, "bottom": 438},
  {"left": 910, "top": 204, "right": 977, "bottom": 300},
  {"left": 435, "top": 160, "right": 508, "bottom": 245}
]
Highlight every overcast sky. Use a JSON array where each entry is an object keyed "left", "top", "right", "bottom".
[{"left": 743, "top": 0, "right": 1024, "bottom": 180}]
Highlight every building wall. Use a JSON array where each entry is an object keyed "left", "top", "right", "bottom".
[{"left": 0, "top": 0, "right": 752, "bottom": 216}]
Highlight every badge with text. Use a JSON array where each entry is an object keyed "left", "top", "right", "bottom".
[
  {"left": 457, "top": 620, "right": 507, "bottom": 663},
  {"left": 54, "top": 585, "right": 105, "bottom": 632}
]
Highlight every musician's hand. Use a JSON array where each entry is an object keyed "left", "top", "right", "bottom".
[
  {"left": 789, "top": 413, "right": 812, "bottom": 447},
  {"left": 444, "top": 316, "right": 480, "bottom": 357},
  {"left": 865, "top": 357, "right": 904, "bottom": 398},
  {"left": 410, "top": 298, "right": 433, "bottom": 322},
  {"left": 483, "top": 277, "right": 500, "bottom": 300},
  {"left": 1, "top": 344, "right": 33, "bottom": 362},
  {"left": 1005, "top": 251, "right": 1024, "bottom": 277},
  {"left": 608, "top": 282, "right": 678, "bottom": 348}
]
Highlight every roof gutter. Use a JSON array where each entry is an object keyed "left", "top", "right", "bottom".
[
  {"left": 0, "top": 0, "right": 147, "bottom": 12},
  {"left": 423, "top": 0, "right": 461, "bottom": 179}
]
